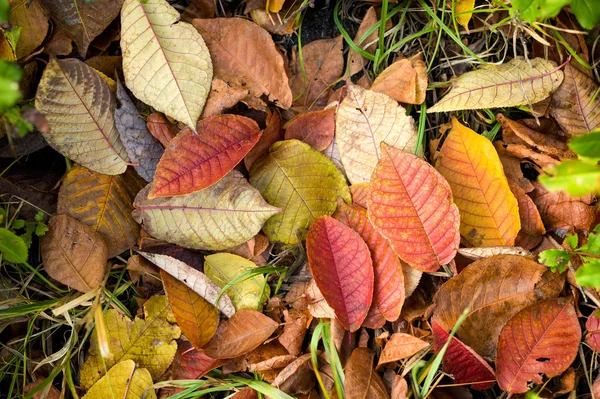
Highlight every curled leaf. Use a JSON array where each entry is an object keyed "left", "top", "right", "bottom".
[{"left": 370, "top": 57, "right": 427, "bottom": 105}]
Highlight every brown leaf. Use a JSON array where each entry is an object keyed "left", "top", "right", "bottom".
[
  {"left": 44, "top": 27, "right": 73, "bottom": 56},
  {"left": 244, "top": 108, "right": 283, "bottom": 170},
  {"left": 272, "top": 353, "right": 316, "bottom": 395},
  {"left": 9, "top": 0, "right": 49, "bottom": 59},
  {"left": 278, "top": 309, "right": 309, "bottom": 355},
  {"left": 182, "top": 0, "right": 215, "bottom": 21},
  {"left": 284, "top": 107, "right": 335, "bottom": 151},
  {"left": 305, "top": 279, "right": 336, "bottom": 319},
  {"left": 250, "top": 9, "right": 296, "bottom": 35},
  {"left": 172, "top": 341, "right": 226, "bottom": 380},
  {"left": 23, "top": 379, "right": 61, "bottom": 399},
  {"left": 345, "top": 348, "right": 390, "bottom": 399},
  {"left": 246, "top": 342, "right": 295, "bottom": 373},
  {"left": 84, "top": 55, "right": 123, "bottom": 79},
  {"left": 497, "top": 151, "right": 535, "bottom": 193},
  {"left": 348, "top": 7, "right": 379, "bottom": 76},
  {"left": 202, "top": 78, "right": 249, "bottom": 117},
  {"left": 371, "top": 56, "right": 428, "bottom": 104},
  {"left": 202, "top": 310, "right": 278, "bottom": 359},
  {"left": 391, "top": 375, "right": 408, "bottom": 399},
  {"left": 232, "top": 387, "right": 258, "bottom": 399},
  {"left": 146, "top": 112, "right": 178, "bottom": 147},
  {"left": 508, "top": 180, "right": 546, "bottom": 250},
  {"left": 376, "top": 333, "right": 429, "bottom": 368}
]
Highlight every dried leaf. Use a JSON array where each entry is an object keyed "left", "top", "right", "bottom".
[
  {"left": 193, "top": 18, "right": 291, "bottom": 108},
  {"left": 272, "top": 353, "right": 316, "bottom": 394},
  {"left": 172, "top": 341, "right": 226, "bottom": 380},
  {"left": 336, "top": 85, "right": 418, "bottom": 184},
  {"left": 121, "top": 0, "right": 212, "bottom": 129},
  {"left": 508, "top": 180, "right": 545, "bottom": 250},
  {"left": 284, "top": 108, "right": 335, "bottom": 151},
  {"left": 244, "top": 108, "right": 283, "bottom": 170},
  {"left": 348, "top": 7, "right": 379, "bottom": 76},
  {"left": 80, "top": 295, "right": 181, "bottom": 389},
  {"left": 202, "top": 78, "right": 249, "bottom": 117},
  {"left": 376, "top": 333, "right": 429, "bottom": 368},
  {"left": 350, "top": 183, "right": 370, "bottom": 208},
  {"left": 345, "top": 348, "right": 390, "bottom": 399},
  {"left": 496, "top": 298, "right": 580, "bottom": 393},
  {"left": 35, "top": 58, "right": 129, "bottom": 175},
  {"left": 150, "top": 115, "right": 261, "bottom": 197},
  {"left": 146, "top": 112, "right": 178, "bottom": 147},
  {"left": 368, "top": 143, "right": 460, "bottom": 271},
  {"left": 305, "top": 279, "right": 336, "bottom": 319},
  {"left": 457, "top": 246, "right": 533, "bottom": 261},
  {"left": 306, "top": 216, "right": 374, "bottom": 332},
  {"left": 428, "top": 57, "right": 564, "bottom": 113},
  {"left": 278, "top": 309, "right": 309, "bottom": 355},
  {"left": 434, "top": 118, "right": 520, "bottom": 246},
  {"left": 9, "top": 0, "right": 49, "bottom": 59},
  {"left": 134, "top": 170, "right": 281, "bottom": 251},
  {"left": 82, "top": 360, "right": 156, "bottom": 399},
  {"left": 586, "top": 312, "right": 600, "bottom": 352},
  {"left": 391, "top": 375, "right": 408, "bottom": 399},
  {"left": 57, "top": 165, "right": 143, "bottom": 257},
  {"left": 41, "top": 215, "right": 107, "bottom": 293},
  {"left": 371, "top": 57, "right": 428, "bottom": 105}
]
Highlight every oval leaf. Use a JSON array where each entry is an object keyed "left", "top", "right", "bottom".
[
  {"left": 306, "top": 216, "right": 374, "bottom": 332},
  {"left": 0, "top": 228, "right": 27, "bottom": 264},
  {"left": 82, "top": 360, "right": 156, "bottom": 399},
  {"left": 284, "top": 107, "right": 335, "bottom": 151},
  {"left": 587, "top": 312, "right": 600, "bottom": 352}
]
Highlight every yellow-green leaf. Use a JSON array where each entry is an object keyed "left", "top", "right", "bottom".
[
  {"left": 120, "top": 0, "right": 212, "bottom": 129},
  {"left": 455, "top": 0, "right": 475, "bottom": 29},
  {"left": 80, "top": 295, "right": 181, "bottom": 390},
  {"left": 249, "top": 139, "right": 351, "bottom": 245},
  {"left": 82, "top": 360, "right": 156, "bottom": 399},
  {"left": 204, "top": 253, "right": 269, "bottom": 312}
]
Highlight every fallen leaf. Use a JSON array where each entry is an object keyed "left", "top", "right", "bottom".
[
  {"left": 348, "top": 7, "right": 380, "bottom": 76},
  {"left": 306, "top": 216, "right": 373, "bottom": 332},
  {"left": 586, "top": 312, "right": 600, "bottom": 352},
  {"left": 278, "top": 309, "right": 309, "bottom": 355},
  {"left": 44, "top": 26, "right": 73, "bottom": 56},
  {"left": 433, "top": 255, "right": 564, "bottom": 359},
  {"left": 249, "top": 139, "right": 350, "bottom": 245},
  {"left": 244, "top": 108, "right": 283, "bottom": 170},
  {"left": 376, "top": 333, "right": 429, "bottom": 368},
  {"left": 193, "top": 18, "right": 292, "bottom": 108},
  {"left": 428, "top": 57, "right": 564, "bottom": 113},
  {"left": 305, "top": 279, "right": 336, "bottom": 319},
  {"left": 161, "top": 270, "right": 218, "bottom": 349},
  {"left": 57, "top": 165, "right": 143, "bottom": 257},
  {"left": 454, "top": 0, "right": 475, "bottom": 29},
  {"left": 82, "top": 360, "right": 156, "bottom": 399},
  {"left": 368, "top": 143, "right": 460, "bottom": 271},
  {"left": 134, "top": 170, "right": 281, "bottom": 251},
  {"left": 350, "top": 183, "right": 370, "bottom": 208},
  {"left": 432, "top": 321, "right": 495, "bottom": 390},
  {"left": 233, "top": 388, "right": 259, "bottom": 399},
  {"left": 322, "top": 139, "right": 346, "bottom": 177},
  {"left": 497, "top": 150, "right": 536, "bottom": 193},
  {"left": 284, "top": 108, "right": 335, "bottom": 151},
  {"left": 121, "top": 0, "right": 212, "bottom": 129},
  {"left": 146, "top": 112, "right": 178, "bottom": 147},
  {"left": 150, "top": 115, "right": 261, "bottom": 197},
  {"left": 41, "top": 215, "right": 108, "bottom": 293},
  {"left": 434, "top": 118, "right": 520, "bottom": 247},
  {"left": 370, "top": 56, "right": 428, "bottom": 104},
  {"left": 35, "top": 58, "right": 130, "bottom": 175},
  {"left": 172, "top": 341, "right": 226, "bottom": 380},
  {"left": 336, "top": 84, "right": 419, "bottom": 184},
  {"left": 457, "top": 246, "right": 533, "bottom": 261},
  {"left": 9, "top": 0, "right": 49, "bottom": 59},
  {"left": 202, "top": 309, "right": 278, "bottom": 359},
  {"left": 182, "top": 0, "right": 215, "bottom": 21},
  {"left": 345, "top": 348, "right": 390, "bottom": 399},
  {"left": 246, "top": 342, "right": 295, "bottom": 374},
  {"left": 202, "top": 78, "right": 249, "bottom": 117},
  {"left": 250, "top": 8, "right": 296, "bottom": 35},
  {"left": 496, "top": 298, "right": 580, "bottom": 393},
  {"left": 80, "top": 295, "right": 181, "bottom": 389},
  {"left": 23, "top": 379, "right": 61, "bottom": 399},
  {"left": 84, "top": 55, "right": 123, "bottom": 80},
  {"left": 272, "top": 353, "right": 316, "bottom": 395},
  {"left": 508, "top": 180, "right": 546, "bottom": 250},
  {"left": 391, "top": 375, "right": 408, "bottom": 399}
]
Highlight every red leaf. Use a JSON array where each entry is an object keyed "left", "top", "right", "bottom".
[
  {"left": 284, "top": 107, "right": 335, "bottom": 151},
  {"left": 150, "top": 115, "right": 262, "bottom": 197},
  {"left": 172, "top": 341, "right": 226, "bottom": 380},
  {"left": 146, "top": 112, "right": 178, "bottom": 147},
  {"left": 496, "top": 298, "right": 581, "bottom": 394},
  {"left": 432, "top": 322, "right": 495, "bottom": 390},
  {"left": 367, "top": 144, "right": 460, "bottom": 271},
  {"left": 306, "top": 215, "right": 374, "bottom": 332},
  {"left": 335, "top": 201, "right": 404, "bottom": 322},
  {"left": 586, "top": 312, "right": 600, "bottom": 352}
]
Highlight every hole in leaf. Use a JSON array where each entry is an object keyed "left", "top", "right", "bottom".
[{"left": 536, "top": 357, "right": 551, "bottom": 362}]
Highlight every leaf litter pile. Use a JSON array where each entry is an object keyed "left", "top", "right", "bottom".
[{"left": 1, "top": 0, "right": 600, "bottom": 398}]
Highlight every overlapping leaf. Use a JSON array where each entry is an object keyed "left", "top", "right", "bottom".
[
  {"left": 344, "top": 348, "right": 390, "bottom": 399},
  {"left": 134, "top": 170, "right": 280, "bottom": 251},
  {"left": 121, "top": 0, "right": 212, "bottom": 129},
  {"left": 284, "top": 107, "right": 335, "bottom": 151},
  {"left": 376, "top": 333, "right": 429, "bottom": 368},
  {"left": 249, "top": 139, "right": 350, "bottom": 245},
  {"left": 367, "top": 144, "right": 460, "bottom": 271},
  {"left": 82, "top": 360, "right": 156, "bottom": 399},
  {"left": 172, "top": 341, "right": 226, "bottom": 381},
  {"left": 434, "top": 118, "right": 520, "bottom": 247},
  {"left": 35, "top": 58, "right": 129, "bottom": 175},
  {"left": 508, "top": 180, "right": 546, "bottom": 250},
  {"left": 370, "top": 57, "right": 427, "bottom": 105},
  {"left": 146, "top": 112, "right": 178, "bottom": 147},
  {"left": 9, "top": 0, "right": 49, "bottom": 59},
  {"left": 587, "top": 313, "right": 600, "bottom": 352},
  {"left": 306, "top": 216, "right": 374, "bottom": 332}
]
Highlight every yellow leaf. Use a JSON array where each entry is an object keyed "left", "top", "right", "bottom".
[
  {"left": 434, "top": 118, "right": 520, "bottom": 247},
  {"left": 35, "top": 58, "right": 130, "bottom": 175},
  {"left": 8, "top": 0, "right": 49, "bottom": 59},
  {"left": 428, "top": 57, "right": 564, "bottom": 113},
  {"left": 80, "top": 295, "right": 181, "bottom": 390},
  {"left": 267, "top": 0, "right": 285, "bottom": 13},
  {"left": 133, "top": 170, "right": 280, "bottom": 251},
  {"left": 120, "top": 0, "right": 212, "bottom": 129},
  {"left": 335, "top": 84, "right": 419, "bottom": 184},
  {"left": 57, "top": 164, "right": 144, "bottom": 257},
  {"left": 82, "top": 360, "right": 156, "bottom": 399},
  {"left": 454, "top": 0, "right": 475, "bottom": 30},
  {"left": 204, "top": 253, "right": 269, "bottom": 312},
  {"left": 249, "top": 139, "right": 351, "bottom": 245}
]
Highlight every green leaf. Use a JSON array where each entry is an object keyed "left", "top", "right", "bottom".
[
  {"left": 11, "top": 219, "right": 25, "bottom": 230},
  {"left": 569, "top": 130, "right": 600, "bottom": 162},
  {"left": 0, "top": 0, "right": 9, "bottom": 23},
  {"left": 34, "top": 211, "right": 45, "bottom": 223},
  {"left": 538, "top": 249, "right": 572, "bottom": 273},
  {"left": 579, "top": 225, "right": 600, "bottom": 255},
  {"left": 571, "top": 0, "right": 600, "bottom": 29},
  {"left": 35, "top": 222, "right": 48, "bottom": 237},
  {"left": 539, "top": 160, "right": 600, "bottom": 196},
  {"left": 4, "top": 27, "right": 21, "bottom": 54},
  {"left": 575, "top": 259, "right": 600, "bottom": 287},
  {"left": 0, "top": 227, "right": 28, "bottom": 263},
  {"left": 564, "top": 233, "right": 578, "bottom": 249},
  {"left": 512, "top": 0, "right": 571, "bottom": 22},
  {"left": 0, "top": 60, "right": 21, "bottom": 113}
]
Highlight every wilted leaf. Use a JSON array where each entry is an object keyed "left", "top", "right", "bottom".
[
  {"left": 35, "top": 58, "right": 129, "bottom": 175},
  {"left": 428, "top": 57, "right": 564, "bottom": 113},
  {"left": 80, "top": 295, "right": 181, "bottom": 389},
  {"left": 146, "top": 112, "right": 178, "bottom": 147},
  {"left": 9, "top": 0, "right": 49, "bottom": 59},
  {"left": 134, "top": 170, "right": 280, "bottom": 251},
  {"left": 57, "top": 165, "right": 143, "bottom": 257},
  {"left": 150, "top": 115, "right": 261, "bottom": 197},
  {"left": 376, "top": 333, "right": 429, "bottom": 368},
  {"left": 457, "top": 246, "right": 533, "bottom": 261},
  {"left": 0, "top": 227, "right": 27, "bottom": 263},
  {"left": 121, "top": 0, "right": 212, "bottom": 129},
  {"left": 161, "top": 270, "right": 218, "bottom": 349},
  {"left": 496, "top": 298, "right": 580, "bottom": 393},
  {"left": 193, "top": 18, "right": 292, "bottom": 109},
  {"left": 433, "top": 255, "right": 564, "bottom": 359},
  {"left": 306, "top": 216, "right": 373, "bottom": 332},
  {"left": 509, "top": 180, "right": 546, "bottom": 250},
  {"left": 272, "top": 353, "right": 316, "bottom": 395},
  {"left": 284, "top": 108, "right": 335, "bottom": 151},
  {"left": 172, "top": 341, "right": 226, "bottom": 380},
  {"left": 41, "top": 215, "right": 107, "bottom": 293},
  {"left": 434, "top": 118, "right": 520, "bottom": 247},
  {"left": 115, "top": 79, "right": 164, "bottom": 182},
  {"left": 305, "top": 279, "right": 336, "bottom": 319},
  {"left": 345, "top": 348, "right": 390, "bottom": 399},
  {"left": 82, "top": 360, "right": 156, "bottom": 399},
  {"left": 250, "top": 139, "right": 350, "bottom": 245},
  {"left": 370, "top": 56, "right": 428, "bottom": 105},
  {"left": 336, "top": 85, "right": 418, "bottom": 184},
  {"left": 432, "top": 321, "right": 495, "bottom": 390},
  {"left": 203, "top": 309, "right": 278, "bottom": 359},
  {"left": 204, "top": 253, "right": 269, "bottom": 311},
  {"left": 368, "top": 143, "right": 460, "bottom": 271},
  {"left": 335, "top": 201, "right": 404, "bottom": 322}
]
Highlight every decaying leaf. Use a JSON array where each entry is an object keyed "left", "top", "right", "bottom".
[
  {"left": 202, "top": 78, "right": 249, "bottom": 117},
  {"left": 428, "top": 57, "right": 564, "bottom": 113},
  {"left": 244, "top": 108, "right": 283, "bottom": 170},
  {"left": 508, "top": 180, "right": 546, "bottom": 250},
  {"left": 41, "top": 215, "right": 108, "bottom": 293},
  {"left": 272, "top": 353, "right": 316, "bottom": 395},
  {"left": 121, "top": 0, "right": 212, "bottom": 129},
  {"left": 35, "top": 58, "right": 130, "bottom": 175},
  {"left": 376, "top": 333, "right": 429, "bottom": 368},
  {"left": 336, "top": 85, "right": 419, "bottom": 184},
  {"left": 348, "top": 7, "right": 380, "bottom": 76},
  {"left": 284, "top": 107, "right": 335, "bottom": 151},
  {"left": 82, "top": 360, "right": 156, "bottom": 399},
  {"left": 370, "top": 56, "right": 428, "bottom": 104},
  {"left": 9, "top": 0, "right": 49, "bottom": 59},
  {"left": 305, "top": 279, "right": 337, "bottom": 319},
  {"left": 146, "top": 112, "right": 178, "bottom": 147},
  {"left": 278, "top": 309, "right": 309, "bottom": 356},
  {"left": 457, "top": 246, "right": 533, "bottom": 261},
  {"left": 134, "top": 170, "right": 281, "bottom": 251},
  {"left": 345, "top": 348, "right": 390, "bottom": 399},
  {"left": 80, "top": 295, "right": 181, "bottom": 389}
]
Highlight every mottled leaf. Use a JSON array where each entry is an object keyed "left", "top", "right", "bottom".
[
  {"left": 81, "top": 360, "right": 156, "bottom": 399},
  {"left": 345, "top": 348, "right": 390, "bottom": 399},
  {"left": 9, "top": 0, "right": 49, "bottom": 59},
  {"left": 376, "top": 333, "right": 429, "bottom": 368},
  {"left": 284, "top": 107, "right": 335, "bottom": 151}
]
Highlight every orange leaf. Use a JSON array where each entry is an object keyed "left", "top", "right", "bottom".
[
  {"left": 434, "top": 118, "right": 520, "bottom": 247},
  {"left": 284, "top": 107, "right": 335, "bottom": 151},
  {"left": 150, "top": 115, "right": 261, "bottom": 197},
  {"left": 367, "top": 143, "right": 460, "bottom": 271},
  {"left": 376, "top": 333, "right": 429, "bottom": 368},
  {"left": 508, "top": 180, "right": 545, "bottom": 250},
  {"left": 370, "top": 56, "right": 428, "bottom": 105},
  {"left": 350, "top": 183, "right": 369, "bottom": 208},
  {"left": 306, "top": 216, "right": 374, "bottom": 332},
  {"left": 146, "top": 112, "right": 178, "bottom": 147},
  {"left": 344, "top": 348, "right": 390, "bottom": 399}
]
